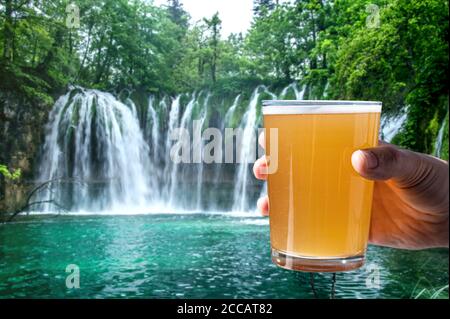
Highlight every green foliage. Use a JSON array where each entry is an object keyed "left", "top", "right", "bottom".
[
  {"left": 0, "top": 164, "right": 21, "bottom": 181},
  {"left": 253, "top": 0, "right": 276, "bottom": 18},
  {"left": 413, "top": 284, "right": 449, "bottom": 299},
  {"left": 433, "top": 111, "right": 449, "bottom": 161},
  {"left": 328, "top": 0, "right": 448, "bottom": 153},
  {"left": 0, "top": 0, "right": 448, "bottom": 156},
  {"left": 441, "top": 120, "right": 449, "bottom": 161}
]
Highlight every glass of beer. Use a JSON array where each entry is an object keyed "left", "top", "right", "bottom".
[{"left": 262, "top": 100, "right": 382, "bottom": 272}]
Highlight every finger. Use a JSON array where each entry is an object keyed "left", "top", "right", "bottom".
[
  {"left": 253, "top": 156, "right": 268, "bottom": 180},
  {"left": 351, "top": 144, "right": 422, "bottom": 184},
  {"left": 258, "top": 131, "right": 265, "bottom": 149},
  {"left": 257, "top": 196, "right": 269, "bottom": 216}
]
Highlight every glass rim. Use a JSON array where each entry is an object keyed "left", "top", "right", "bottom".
[{"left": 262, "top": 100, "right": 382, "bottom": 115}]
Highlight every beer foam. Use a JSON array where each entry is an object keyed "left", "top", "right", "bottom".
[{"left": 262, "top": 100, "right": 382, "bottom": 115}]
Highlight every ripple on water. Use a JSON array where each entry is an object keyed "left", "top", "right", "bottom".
[{"left": 0, "top": 214, "right": 447, "bottom": 299}]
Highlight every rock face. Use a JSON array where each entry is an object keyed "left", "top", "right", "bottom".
[{"left": 0, "top": 89, "right": 51, "bottom": 213}]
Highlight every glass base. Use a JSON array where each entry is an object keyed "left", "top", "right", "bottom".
[{"left": 271, "top": 248, "right": 365, "bottom": 273}]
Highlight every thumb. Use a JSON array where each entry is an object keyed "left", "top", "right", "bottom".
[
  {"left": 352, "top": 144, "right": 449, "bottom": 216},
  {"left": 351, "top": 144, "right": 421, "bottom": 184}
]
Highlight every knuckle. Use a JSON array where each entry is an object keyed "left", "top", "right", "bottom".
[{"left": 379, "top": 145, "right": 400, "bottom": 167}]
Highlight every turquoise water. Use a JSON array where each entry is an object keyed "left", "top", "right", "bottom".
[{"left": 0, "top": 214, "right": 448, "bottom": 299}]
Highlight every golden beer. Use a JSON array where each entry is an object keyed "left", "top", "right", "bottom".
[{"left": 263, "top": 101, "right": 381, "bottom": 272}]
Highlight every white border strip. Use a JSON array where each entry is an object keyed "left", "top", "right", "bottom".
[{"left": 263, "top": 102, "right": 382, "bottom": 115}]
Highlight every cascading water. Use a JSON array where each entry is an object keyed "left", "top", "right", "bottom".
[
  {"left": 167, "top": 93, "right": 197, "bottom": 207},
  {"left": 37, "top": 88, "right": 152, "bottom": 212},
  {"left": 224, "top": 95, "right": 240, "bottom": 127},
  {"left": 259, "top": 183, "right": 267, "bottom": 201},
  {"left": 195, "top": 107, "right": 208, "bottom": 210},
  {"left": 162, "top": 95, "right": 181, "bottom": 200},
  {"left": 297, "top": 85, "right": 306, "bottom": 100},
  {"left": 232, "top": 86, "right": 264, "bottom": 212},
  {"left": 323, "top": 81, "right": 330, "bottom": 98},
  {"left": 126, "top": 98, "right": 139, "bottom": 118},
  {"left": 279, "top": 86, "right": 290, "bottom": 99},
  {"left": 279, "top": 82, "right": 304, "bottom": 100},
  {"left": 381, "top": 110, "right": 407, "bottom": 143},
  {"left": 36, "top": 82, "right": 313, "bottom": 213},
  {"left": 435, "top": 111, "right": 448, "bottom": 158},
  {"left": 146, "top": 96, "right": 160, "bottom": 163},
  {"left": 165, "top": 96, "right": 181, "bottom": 159}
]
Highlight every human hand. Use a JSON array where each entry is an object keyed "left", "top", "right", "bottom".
[{"left": 254, "top": 133, "right": 449, "bottom": 250}]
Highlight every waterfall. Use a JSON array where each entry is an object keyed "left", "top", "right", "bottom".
[
  {"left": 195, "top": 106, "right": 208, "bottom": 210},
  {"left": 158, "top": 98, "right": 168, "bottom": 160},
  {"left": 435, "top": 112, "right": 448, "bottom": 158},
  {"left": 232, "top": 86, "right": 263, "bottom": 212},
  {"left": 126, "top": 98, "right": 139, "bottom": 118},
  {"left": 296, "top": 85, "right": 306, "bottom": 100},
  {"left": 259, "top": 182, "right": 267, "bottom": 200},
  {"left": 279, "top": 86, "right": 290, "bottom": 99},
  {"left": 146, "top": 96, "right": 160, "bottom": 163},
  {"left": 202, "top": 94, "right": 241, "bottom": 211},
  {"left": 37, "top": 83, "right": 307, "bottom": 213},
  {"left": 381, "top": 111, "right": 407, "bottom": 143},
  {"left": 165, "top": 95, "right": 181, "bottom": 157},
  {"left": 37, "top": 89, "right": 152, "bottom": 211},
  {"left": 162, "top": 95, "right": 181, "bottom": 200},
  {"left": 224, "top": 95, "right": 240, "bottom": 127},
  {"left": 168, "top": 93, "right": 197, "bottom": 207},
  {"left": 264, "top": 87, "right": 277, "bottom": 100},
  {"left": 279, "top": 82, "right": 304, "bottom": 100},
  {"left": 323, "top": 81, "right": 330, "bottom": 98}
]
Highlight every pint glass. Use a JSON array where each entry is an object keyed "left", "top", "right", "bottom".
[{"left": 263, "top": 101, "right": 382, "bottom": 272}]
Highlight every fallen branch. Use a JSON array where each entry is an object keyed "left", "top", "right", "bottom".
[
  {"left": 7, "top": 199, "right": 69, "bottom": 222},
  {"left": 5, "top": 177, "right": 82, "bottom": 222},
  {"left": 3, "top": 176, "right": 118, "bottom": 222}
]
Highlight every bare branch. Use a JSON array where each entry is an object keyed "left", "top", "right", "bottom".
[
  {"left": 24, "top": 177, "right": 83, "bottom": 204},
  {"left": 8, "top": 199, "right": 69, "bottom": 222},
  {"left": 5, "top": 177, "right": 83, "bottom": 222}
]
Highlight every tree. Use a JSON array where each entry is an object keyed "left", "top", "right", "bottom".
[
  {"left": 253, "top": 0, "right": 276, "bottom": 17},
  {"left": 167, "top": 0, "right": 189, "bottom": 30},
  {"left": 2, "top": 0, "right": 15, "bottom": 61},
  {"left": 245, "top": 3, "right": 302, "bottom": 81},
  {"left": 330, "top": 0, "right": 448, "bottom": 153},
  {"left": 0, "top": 0, "right": 448, "bottom": 164},
  {"left": 203, "top": 12, "right": 222, "bottom": 84}
]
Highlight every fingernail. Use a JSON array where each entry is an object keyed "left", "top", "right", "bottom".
[{"left": 362, "top": 150, "right": 379, "bottom": 169}]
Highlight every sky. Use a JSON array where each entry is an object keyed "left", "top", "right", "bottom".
[{"left": 153, "top": 0, "right": 254, "bottom": 37}]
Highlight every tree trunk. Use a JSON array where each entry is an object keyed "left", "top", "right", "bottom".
[
  {"left": 74, "top": 23, "right": 93, "bottom": 82},
  {"left": 310, "top": 11, "right": 317, "bottom": 70},
  {"left": 94, "top": 34, "right": 114, "bottom": 85},
  {"left": 211, "top": 27, "right": 218, "bottom": 84},
  {"left": 3, "top": 0, "right": 15, "bottom": 62},
  {"left": 36, "top": 27, "right": 65, "bottom": 72}
]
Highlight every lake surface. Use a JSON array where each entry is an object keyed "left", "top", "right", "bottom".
[{"left": 0, "top": 214, "right": 448, "bottom": 299}]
